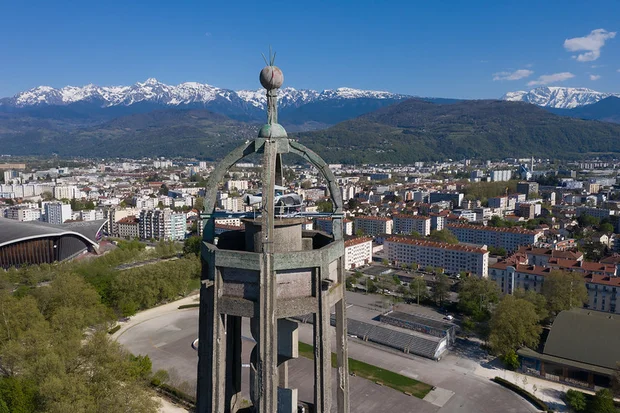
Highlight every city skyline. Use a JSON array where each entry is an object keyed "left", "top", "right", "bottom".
[{"left": 1, "top": 0, "right": 619, "bottom": 99}]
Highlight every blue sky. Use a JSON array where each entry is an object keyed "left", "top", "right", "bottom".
[{"left": 1, "top": 0, "right": 619, "bottom": 99}]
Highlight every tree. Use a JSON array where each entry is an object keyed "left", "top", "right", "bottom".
[
  {"left": 381, "top": 258, "right": 389, "bottom": 266},
  {"left": 514, "top": 289, "right": 549, "bottom": 322},
  {"left": 432, "top": 274, "right": 450, "bottom": 306},
  {"left": 409, "top": 277, "right": 428, "bottom": 305},
  {"left": 366, "top": 279, "right": 378, "bottom": 294},
  {"left": 489, "top": 295, "right": 541, "bottom": 355},
  {"left": 428, "top": 229, "right": 458, "bottom": 244},
  {"left": 542, "top": 270, "right": 588, "bottom": 315},
  {"left": 183, "top": 236, "right": 202, "bottom": 256},
  {"left": 194, "top": 197, "right": 204, "bottom": 211},
  {"left": 600, "top": 222, "right": 614, "bottom": 234},
  {"left": 316, "top": 200, "right": 333, "bottom": 213},
  {"left": 457, "top": 277, "right": 500, "bottom": 321},
  {"left": 565, "top": 389, "right": 587, "bottom": 412},
  {"left": 588, "top": 389, "right": 616, "bottom": 413}
]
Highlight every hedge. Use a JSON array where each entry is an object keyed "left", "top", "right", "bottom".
[
  {"left": 108, "top": 325, "right": 121, "bottom": 335},
  {"left": 492, "top": 377, "right": 551, "bottom": 412}
]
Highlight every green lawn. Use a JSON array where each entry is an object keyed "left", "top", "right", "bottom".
[{"left": 298, "top": 342, "right": 432, "bottom": 399}]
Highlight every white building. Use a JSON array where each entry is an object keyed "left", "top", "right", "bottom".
[
  {"left": 139, "top": 209, "right": 186, "bottom": 241},
  {"left": 490, "top": 170, "right": 512, "bottom": 182},
  {"left": 314, "top": 217, "right": 353, "bottom": 236},
  {"left": 392, "top": 215, "right": 431, "bottom": 236},
  {"left": 117, "top": 216, "right": 139, "bottom": 239},
  {"left": 44, "top": 202, "right": 72, "bottom": 225},
  {"left": 354, "top": 216, "right": 393, "bottom": 236},
  {"left": 226, "top": 180, "right": 249, "bottom": 191},
  {"left": 385, "top": 237, "right": 489, "bottom": 277},
  {"left": 5, "top": 207, "right": 41, "bottom": 222},
  {"left": 446, "top": 223, "right": 543, "bottom": 252},
  {"left": 344, "top": 237, "right": 373, "bottom": 270},
  {"left": 53, "top": 185, "right": 77, "bottom": 200}
]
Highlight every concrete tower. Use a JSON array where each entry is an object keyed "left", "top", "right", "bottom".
[{"left": 197, "top": 53, "right": 350, "bottom": 413}]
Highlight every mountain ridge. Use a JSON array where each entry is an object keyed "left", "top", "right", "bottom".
[
  {"left": 501, "top": 86, "right": 620, "bottom": 109},
  {"left": 0, "top": 78, "right": 408, "bottom": 111}
]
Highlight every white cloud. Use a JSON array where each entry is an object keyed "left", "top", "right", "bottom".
[
  {"left": 527, "top": 72, "right": 575, "bottom": 86},
  {"left": 564, "top": 29, "right": 616, "bottom": 62},
  {"left": 492, "top": 69, "right": 534, "bottom": 81},
  {"left": 590, "top": 74, "right": 601, "bottom": 81}
]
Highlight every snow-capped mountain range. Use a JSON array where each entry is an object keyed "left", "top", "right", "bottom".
[
  {"left": 0, "top": 78, "right": 406, "bottom": 110},
  {"left": 501, "top": 87, "right": 620, "bottom": 109}
]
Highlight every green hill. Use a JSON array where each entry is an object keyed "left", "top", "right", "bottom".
[{"left": 294, "top": 99, "right": 620, "bottom": 163}]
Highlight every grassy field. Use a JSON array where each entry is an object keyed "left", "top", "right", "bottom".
[{"left": 298, "top": 342, "right": 432, "bottom": 399}]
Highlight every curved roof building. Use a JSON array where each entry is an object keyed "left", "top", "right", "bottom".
[{"left": 0, "top": 217, "right": 106, "bottom": 269}]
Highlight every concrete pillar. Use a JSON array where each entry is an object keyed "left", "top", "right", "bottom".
[
  {"left": 257, "top": 139, "right": 278, "bottom": 413},
  {"left": 314, "top": 266, "right": 332, "bottom": 413},
  {"left": 225, "top": 315, "right": 242, "bottom": 412},
  {"left": 197, "top": 263, "right": 226, "bottom": 413}
]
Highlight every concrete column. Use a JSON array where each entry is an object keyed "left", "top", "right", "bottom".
[
  {"left": 225, "top": 315, "right": 242, "bottom": 412},
  {"left": 197, "top": 264, "right": 226, "bottom": 413},
  {"left": 257, "top": 139, "right": 278, "bottom": 413},
  {"left": 314, "top": 266, "right": 332, "bottom": 413},
  {"left": 335, "top": 255, "right": 350, "bottom": 413}
]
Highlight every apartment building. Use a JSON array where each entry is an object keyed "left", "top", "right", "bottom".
[
  {"left": 44, "top": 202, "right": 72, "bottom": 225},
  {"left": 5, "top": 206, "right": 41, "bottom": 222},
  {"left": 354, "top": 216, "right": 393, "bottom": 236},
  {"left": 344, "top": 237, "right": 373, "bottom": 270},
  {"left": 385, "top": 237, "right": 489, "bottom": 277},
  {"left": 139, "top": 209, "right": 186, "bottom": 241},
  {"left": 392, "top": 214, "right": 431, "bottom": 236},
  {"left": 117, "top": 216, "right": 139, "bottom": 239},
  {"left": 315, "top": 217, "right": 353, "bottom": 236},
  {"left": 489, "top": 262, "right": 620, "bottom": 314},
  {"left": 446, "top": 223, "right": 543, "bottom": 252}
]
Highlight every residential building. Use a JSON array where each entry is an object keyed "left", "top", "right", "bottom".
[
  {"left": 516, "top": 182, "right": 539, "bottom": 197},
  {"left": 576, "top": 206, "right": 613, "bottom": 221},
  {"left": 490, "top": 262, "right": 620, "bottom": 314},
  {"left": 429, "top": 192, "right": 463, "bottom": 208},
  {"left": 139, "top": 209, "right": 186, "bottom": 241},
  {"left": 53, "top": 185, "right": 77, "bottom": 200},
  {"left": 117, "top": 216, "right": 139, "bottom": 239},
  {"left": 354, "top": 216, "right": 393, "bottom": 236},
  {"left": 490, "top": 170, "right": 512, "bottom": 182},
  {"left": 44, "top": 202, "right": 72, "bottom": 225},
  {"left": 392, "top": 214, "right": 431, "bottom": 236},
  {"left": 344, "top": 237, "right": 373, "bottom": 270},
  {"left": 315, "top": 217, "right": 353, "bottom": 236},
  {"left": 385, "top": 237, "right": 489, "bottom": 277},
  {"left": 5, "top": 206, "right": 41, "bottom": 222},
  {"left": 226, "top": 180, "right": 249, "bottom": 191},
  {"left": 446, "top": 223, "right": 543, "bottom": 252}
]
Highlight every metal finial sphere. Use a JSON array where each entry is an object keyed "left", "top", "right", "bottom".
[{"left": 260, "top": 66, "right": 284, "bottom": 90}]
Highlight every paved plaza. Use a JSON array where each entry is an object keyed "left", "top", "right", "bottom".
[{"left": 115, "top": 294, "right": 542, "bottom": 413}]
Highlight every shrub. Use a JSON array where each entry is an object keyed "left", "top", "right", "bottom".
[
  {"left": 565, "top": 389, "right": 586, "bottom": 412},
  {"left": 501, "top": 350, "right": 520, "bottom": 371}
]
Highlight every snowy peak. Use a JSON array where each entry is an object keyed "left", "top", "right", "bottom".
[
  {"left": 4, "top": 79, "right": 406, "bottom": 110},
  {"left": 501, "top": 87, "right": 620, "bottom": 109}
]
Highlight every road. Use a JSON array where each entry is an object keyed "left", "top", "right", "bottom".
[{"left": 115, "top": 295, "right": 539, "bottom": 413}]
